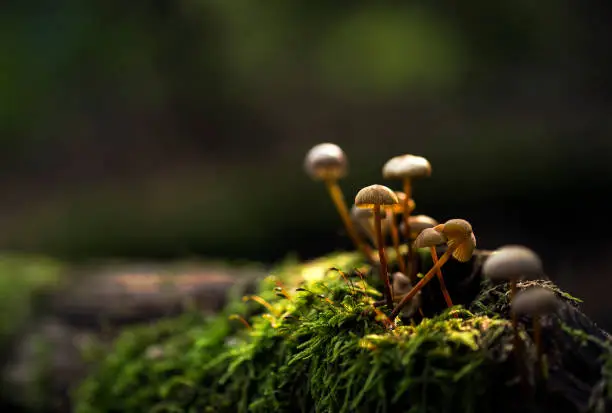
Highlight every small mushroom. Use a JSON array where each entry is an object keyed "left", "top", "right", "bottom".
[
  {"left": 382, "top": 154, "right": 432, "bottom": 274},
  {"left": 391, "top": 272, "right": 421, "bottom": 317},
  {"left": 482, "top": 245, "right": 545, "bottom": 300},
  {"left": 355, "top": 185, "right": 400, "bottom": 309},
  {"left": 390, "top": 219, "right": 475, "bottom": 319},
  {"left": 305, "top": 143, "right": 374, "bottom": 262},
  {"left": 400, "top": 215, "right": 439, "bottom": 240},
  {"left": 414, "top": 228, "right": 453, "bottom": 308},
  {"left": 511, "top": 287, "right": 559, "bottom": 375}
]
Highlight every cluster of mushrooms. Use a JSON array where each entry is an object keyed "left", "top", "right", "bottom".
[{"left": 304, "top": 143, "right": 560, "bottom": 368}]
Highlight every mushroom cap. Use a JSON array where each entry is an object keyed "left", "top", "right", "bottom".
[
  {"left": 382, "top": 154, "right": 432, "bottom": 180},
  {"left": 355, "top": 185, "right": 399, "bottom": 208},
  {"left": 392, "top": 272, "right": 413, "bottom": 296},
  {"left": 451, "top": 232, "right": 477, "bottom": 262},
  {"left": 414, "top": 228, "right": 447, "bottom": 248},
  {"left": 400, "top": 215, "right": 439, "bottom": 239},
  {"left": 304, "top": 143, "right": 348, "bottom": 181},
  {"left": 482, "top": 245, "right": 544, "bottom": 284},
  {"left": 511, "top": 287, "right": 559, "bottom": 316},
  {"left": 387, "top": 191, "right": 414, "bottom": 214},
  {"left": 435, "top": 219, "right": 473, "bottom": 239}
]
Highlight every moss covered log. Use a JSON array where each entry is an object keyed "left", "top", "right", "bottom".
[{"left": 73, "top": 250, "right": 612, "bottom": 413}]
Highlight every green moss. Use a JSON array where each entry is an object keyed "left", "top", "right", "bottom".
[{"left": 73, "top": 252, "right": 609, "bottom": 413}]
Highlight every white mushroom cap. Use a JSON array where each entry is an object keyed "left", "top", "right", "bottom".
[
  {"left": 355, "top": 185, "right": 399, "bottom": 208},
  {"left": 482, "top": 245, "right": 544, "bottom": 284},
  {"left": 511, "top": 287, "right": 559, "bottom": 316},
  {"left": 304, "top": 143, "right": 347, "bottom": 181},
  {"left": 382, "top": 154, "right": 431, "bottom": 180}
]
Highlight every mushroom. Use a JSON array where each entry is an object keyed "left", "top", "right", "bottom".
[
  {"left": 400, "top": 215, "right": 439, "bottom": 240},
  {"left": 482, "top": 245, "right": 545, "bottom": 300},
  {"left": 390, "top": 219, "right": 475, "bottom": 319},
  {"left": 305, "top": 143, "right": 374, "bottom": 262},
  {"left": 391, "top": 272, "right": 421, "bottom": 318},
  {"left": 355, "top": 185, "right": 400, "bottom": 309},
  {"left": 382, "top": 154, "right": 432, "bottom": 274},
  {"left": 414, "top": 228, "right": 453, "bottom": 309},
  {"left": 511, "top": 287, "right": 559, "bottom": 375}
]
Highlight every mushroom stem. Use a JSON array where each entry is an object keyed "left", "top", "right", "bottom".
[
  {"left": 325, "top": 180, "right": 375, "bottom": 263},
  {"left": 429, "top": 246, "right": 454, "bottom": 309},
  {"left": 390, "top": 246, "right": 455, "bottom": 319},
  {"left": 374, "top": 204, "right": 394, "bottom": 309},
  {"left": 401, "top": 179, "right": 416, "bottom": 281},
  {"left": 389, "top": 211, "right": 406, "bottom": 273}
]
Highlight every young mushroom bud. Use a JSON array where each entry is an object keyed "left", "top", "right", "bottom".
[
  {"left": 304, "top": 143, "right": 374, "bottom": 262},
  {"left": 390, "top": 218, "right": 475, "bottom": 319},
  {"left": 391, "top": 272, "right": 421, "bottom": 318},
  {"left": 382, "top": 154, "right": 432, "bottom": 278},
  {"left": 511, "top": 287, "right": 559, "bottom": 376},
  {"left": 414, "top": 228, "right": 453, "bottom": 308},
  {"left": 355, "top": 185, "right": 400, "bottom": 309},
  {"left": 400, "top": 215, "right": 439, "bottom": 240}
]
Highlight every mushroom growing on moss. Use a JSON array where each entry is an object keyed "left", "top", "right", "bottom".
[
  {"left": 390, "top": 219, "right": 475, "bottom": 319},
  {"left": 391, "top": 272, "right": 422, "bottom": 318},
  {"left": 304, "top": 143, "right": 374, "bottom": 262},
  {"left": 511, "top": 287, "right": 559, "bottom": 376},
  {"left": 355, "top": 185, "right": 400, "bottom": 309},
  {"left": 414, "top": 228, "right": 453, "bottom": 308},
  {"left": 382, "top": 154, "right": 432, "bottom": 276}
]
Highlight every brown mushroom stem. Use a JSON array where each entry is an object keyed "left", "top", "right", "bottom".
[
  {"left": 401, "top": 179, "right": 417, "bottom": 281},
  {"left": 325, "top": 180, "right": 376, "bottom": 263},
  {"left": 390, "top": 246, "right": 455, "bottom": 319},
  {"left": 374, "top": 204, "right": 394, "bottom": 309},
  {"left": 429, "top": 246, "right": 454, "bottom": 309},
  {"left": 389, "top": 211, "right": 406, "bottom": 273}
]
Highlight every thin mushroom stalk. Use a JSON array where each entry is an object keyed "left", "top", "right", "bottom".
[
  {"left": 429, "top": 246, "right": 453, "bottom": 309},
  {"left": 387, "top": 208, "right": 406, "bottom": 274},
  {"left": 390, "top": 246, "right": 454, "bottom": 319},
  {"left": 373, "top": 204, "right": 394, "bottom": 309}
]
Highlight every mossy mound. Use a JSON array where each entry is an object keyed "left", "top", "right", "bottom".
[{"left": 73, "top": 251, "right": 612, "bottom": 413}]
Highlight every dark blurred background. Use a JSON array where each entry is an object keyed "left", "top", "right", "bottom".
[{"left": 1, "top": 1, "right": 612, "bottom": 327}]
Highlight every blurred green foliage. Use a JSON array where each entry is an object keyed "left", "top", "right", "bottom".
[
  {"left": 0, "top": 1, "right": 609, "bottom": 261},
  {"left": 0, "top": 254, "right": 65, "bottom": 343}
]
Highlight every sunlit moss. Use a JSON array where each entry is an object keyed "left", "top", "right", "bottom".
[{"left": 73, "top": 252, "right": 610, "bottom": 413}]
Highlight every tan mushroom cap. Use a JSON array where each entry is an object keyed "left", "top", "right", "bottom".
[
  {"left": 414, "top": 228, "right": 447, "bottom": 249},
  {"left": 304, "top": 143, "right": 348, "bottom": 181},
  {"left": 355, "top": 185, "right": 399, "bottom": 208},
  {"left": 409, "top": 215, "right": 438, "bottom": 232},
  {"left": 434, "top": 219, "right": 473, "bottom": 240},
  {"left": 511, "top": 287, "right": 559, "bottom": 316},
  {"left": 386, "top": 191, "right": 415, "bottom": 214},
  {"left": 382, "top": 154, "right": 432, "bottom": 180}
]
